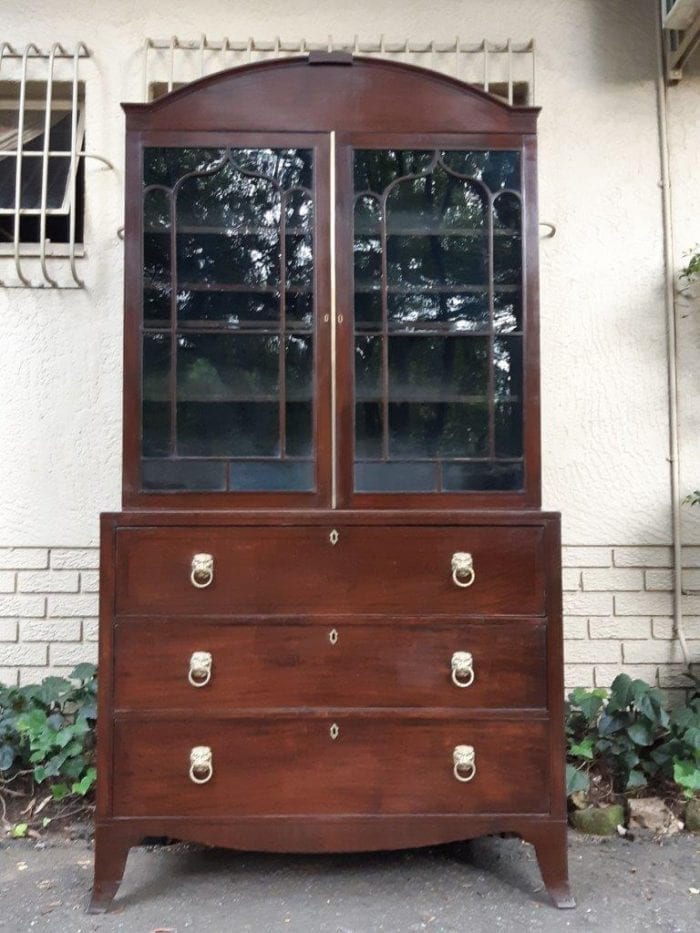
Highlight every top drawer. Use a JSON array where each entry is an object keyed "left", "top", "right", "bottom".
[{"left": 114, "top": 524, "right": 546, "bottom": 616}]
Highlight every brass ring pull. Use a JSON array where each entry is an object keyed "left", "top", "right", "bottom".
[
  {"left": 191, "top": 553, "right": 214, "bottom": 589},
  {"left": 188, "top": 651, "right": 213, "bottom": 688},
  {"left": 451, "top": 552, "right": 475, "bottom": 588},
  {"left": 451, "top": 651, "right": 475, "bottom": 688},
  {"left": 189, "top": 746, "right": 213, "bottom": 784},
  {"left": 453, "top": 745, "right": 476, "bottom": 783}
]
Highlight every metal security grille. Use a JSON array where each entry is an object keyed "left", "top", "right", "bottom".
[
  {"left": 0, "top": 42, "right": 113, "bottom": 288},
  {"left": 142, "top": 36, "right": 536, "bottom": 105},
  {"left": 661, "top": 0, "right": 700, "bottom": 81}
]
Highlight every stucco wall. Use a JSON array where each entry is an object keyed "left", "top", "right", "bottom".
[{"left": 0, "top": 0, "right": 698, "bottom": 686}]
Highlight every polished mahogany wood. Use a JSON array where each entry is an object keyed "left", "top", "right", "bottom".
[
  {"left": 113, "top": 617, "right": 547, "bottom": 711},
  {"left": 112, "top": 716, "right": 549, "bottom": 817},
  {"left": 114, "top": 524, "right": 546, "bottom": 616},
  {"left": 123, "top": 57, "right": 538, "bottom": 135},
  {"left": 90, "top": 816, "right": 572, "bottom": 911},
  {"left": 121, "top": 56, "right": 541, "bottom": 512},
  {"left": 94, "top": 54, "right": 572, "bottom": 915}
]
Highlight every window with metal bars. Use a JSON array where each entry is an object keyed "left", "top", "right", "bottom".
[{"left": 0, "top": 81, "right": 85, "bottom": 252}]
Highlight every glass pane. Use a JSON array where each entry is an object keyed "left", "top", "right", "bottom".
[
  {"left": 0, "top": 113, "right": 80, "bottom": 211},
  {"left": 389, "top": 337, "right": 489, "bottom": 401},
  {"left": 355, "top": 291, "right": 382, "bottom": 328},
  {"left": 178, "top": 402, "right": 279, "bottom": 457},
  {"left": 387, "top": 235, "right": 487, "bottom": 288},
  {"left": 176, "top": 290, "right": 280, "bottom": 326},
  {"left": 143, "top": 189, "right": 171, "bottom": 322},
  {"left": 355, "top": 461, "right": 435, "bottom": 492},
  {"left": 230, "top": 460, "right": 313, "bottom": 491},
  {"left": 441, "top": 150, "right": 520, "bottom": 192},
  {"left": 142, "top": 459, "right": 226, "bottom": 491},
  {"left": 140, "top": 146, "right": 316, "bottom": 493},
  {"left": 178, "top": 334, "right": 279, "bottom": 401},
  {"left": 389, "top": 403, "right": 488, "bottom": 458},
  {"left": 286, "top": 402, "right": 313, "bottom": 457},
  {"left": 442, "top": 461, "right": 523, "bottom": 491},
  {"left": 494, "top": 292, "right": 522, "bottom": 334},
  {"left": 353, "top": 148, "right": 524, "bottom": 493},
  {"left": 355, "top": 336, "right": 382, "bottom": 401},
  {"left": 355, "top": 403, "right": 383, "bottom": 459},
  {"left": 387, "top": 292, "right": 489, "bottom": 332},
  {"left": 494, "top": 336, "right": 523, "bottom": 458},
  {"left": 177, "top": 232, "right": 279, "bottom": 287},
  {"left": 142, "top": 333, "right": 170, "bottom": 457}
]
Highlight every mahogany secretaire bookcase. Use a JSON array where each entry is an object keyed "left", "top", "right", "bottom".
[{"left": 90, "top": 53, "right": 574, "bottom": 912}]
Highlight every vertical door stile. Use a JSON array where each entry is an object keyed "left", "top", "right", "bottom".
[{"left": 330, "top": 130, "right": 338, "bottom": 509}]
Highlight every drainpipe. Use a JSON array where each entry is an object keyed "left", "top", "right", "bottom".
[{"left": 655, "top": 12, "right": 691, "bottom": 668}]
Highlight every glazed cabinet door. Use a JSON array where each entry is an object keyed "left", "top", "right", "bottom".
[
  {"left": 123, "top": 128, "right": 538, "bottom": 511},
  {"left": 124, "top": 133, "right": 332, "bottom": 507},
  {"left": 334, "top": 134, "right": 539, "bottom": 509}
]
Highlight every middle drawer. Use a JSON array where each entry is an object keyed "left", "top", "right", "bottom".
[{"left": 113, "top": 618, "right": 547, "bottom": 710}]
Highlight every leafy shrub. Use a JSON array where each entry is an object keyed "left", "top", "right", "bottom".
[
  {"left": 680, "top": 244, "right": 700, "bottom": 285},
  {"left": 0, "top": 664, "right": 97, "bottom": 800},
  {"left": 566, "top": 673, "right": 700, "bottom": 801}
]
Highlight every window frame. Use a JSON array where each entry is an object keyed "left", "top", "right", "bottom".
[{"left": 0, "top": 92, "right": 86, "bottom": 256}]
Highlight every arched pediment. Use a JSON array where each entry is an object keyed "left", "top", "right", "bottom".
[{"left": 123, "top": 55, "right": 538, "bottom": 135}]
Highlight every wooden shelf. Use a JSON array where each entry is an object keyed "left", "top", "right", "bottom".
[
  {"left": 144, "top": 393, "right": 311, "bottom": 403},
  {"left": 143, "top": 282, "right": 312, "bottom": 294},
  {"left": 144, "top": 225, "right": 311, "bottom": 236},
  {"left": 353, "top": 284, "right": 519, "bottom": 294},
  {"left": 355, "top": 394, "right": 520, "bottom": 404},
  {"left": 143, "top": 320, "right": 313, "bottom": 333},
  {"left": 354, "top": 227, "right": 519, "bottom": 237}
]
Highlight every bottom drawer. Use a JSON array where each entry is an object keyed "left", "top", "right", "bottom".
[{"left": 112, "top": 717, "right": 550, "bottom": 817}]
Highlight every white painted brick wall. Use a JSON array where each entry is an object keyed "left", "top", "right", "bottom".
[
  {"left": 0, "top": 547, "right": 99, "bottom": 686},
  {"left": 562, "top": 545, "right": 700, "bottom": 692},
  {"left": 0, "top": 544, "right": 698, "bottom": 691}
]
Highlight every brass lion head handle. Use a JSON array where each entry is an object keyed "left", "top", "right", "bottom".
[
  {"left": 188, "top": 651, "right": 213, "bottom": 687},
  {"left": 453, "top": 745, "right": 477, "bottom": 783},
  {"left": 189, "top": 746, "right": 213, "bottom": 784},
  {"left": 191, "top": 553, "right": 214, "bottom": 589},
  {"left": 451, "top": 552, "right": 475, "bottom": 588},
  {"left": 451, "top": 651, "right": 475, "bottom": 688}
]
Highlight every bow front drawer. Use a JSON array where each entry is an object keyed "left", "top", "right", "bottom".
[
  {"left": 112, "top": 716, "right": 550, "bottom": 818},
  {"left": 114, "top": 524, "right": 547, "bottom": 616},
  {"left": 113, "top": 617, "right": 547, "bottom": 711}
]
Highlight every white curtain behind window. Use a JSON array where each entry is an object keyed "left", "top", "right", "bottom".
[{"left": 0, "top": 110, "right": 63, "bottom": 159}]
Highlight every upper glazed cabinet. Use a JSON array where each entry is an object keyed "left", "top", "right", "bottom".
[{"left": 122, "top": 55, "right": 540, "bottom": 510}]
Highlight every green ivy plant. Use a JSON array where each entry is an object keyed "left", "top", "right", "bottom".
[
  {"left": 680, "top": 244, "right": 700, "bottom": 287},
  {"left": 566, "top": 673, "right": 699, "bottom": 800},
  {"left": 680, "top": 245, "right": 699, "bottom": 507},
  {"left": 0, "top": 664, "right": 97, "bottom": 801},
  {"left": 658, "top": 672, "right": 700, "bottom": 798}
]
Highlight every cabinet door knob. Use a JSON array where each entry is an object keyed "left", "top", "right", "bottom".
[
  {"left": 191, "top": 553, "right": 214, "bottom": 588},
  {"left": 451, "top": 552, "right": 475, "bottom": 588},
  {"left": 188, "top": 651, "right": 213, "bottom": 687},
  {"left": 189, "top": 746, "right": 213, "bottom": 784},
  {"left": 453, "top": 745, "right": 477, "bottom": 783},
  {"left": 451, "top": 651, "right": 474, "bottom": 688}
]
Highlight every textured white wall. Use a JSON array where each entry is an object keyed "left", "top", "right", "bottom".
[{"left": 0, "top": 0, "right": 697, "bottom": 550}]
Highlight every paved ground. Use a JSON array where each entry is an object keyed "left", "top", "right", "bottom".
[{"left": 0, "top": 831, "right": 698, "bottom": 932}]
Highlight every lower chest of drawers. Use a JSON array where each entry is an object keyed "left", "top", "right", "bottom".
[{"left": 101, "top": 512, "right": 561, "bottom": 823}]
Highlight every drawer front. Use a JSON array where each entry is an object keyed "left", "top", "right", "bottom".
[
  {"left": 113, "top": 618, "right": 547, "bottom": 710},
  {"left": 114, "top": 525, "right": 546, "bottom": 616},
  {"left": 112, "top": 717, "right": 549, "bottom": 817}
]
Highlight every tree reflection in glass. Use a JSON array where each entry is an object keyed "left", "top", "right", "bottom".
[
  {"left": 353, "top": 148, "right": 523, "bottom": 493},
  {"left": 141, "top": 147, "right": 315, "bottom": 493}
]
